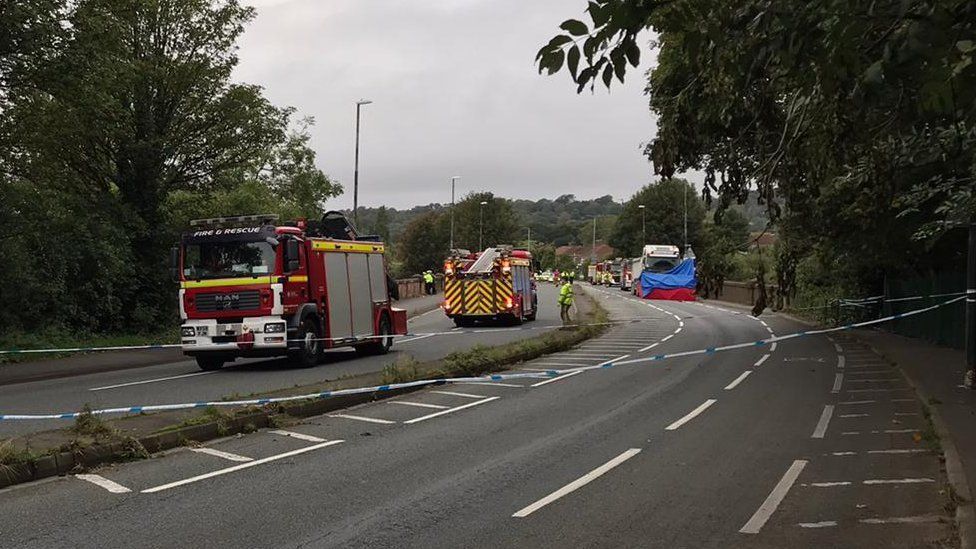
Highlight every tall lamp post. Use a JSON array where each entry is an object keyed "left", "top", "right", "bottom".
[
  {"left": 353, "top": 99, "right": 372, "bottom": 226},
  {"left": 638, "top": 204, "right": 646, "bottom": 245},
  {"left": 450, "top": 176, "right": 460, "bottom": 251},
  {"left": 479, "top": 201, "right": 488, "bottom": 251}
]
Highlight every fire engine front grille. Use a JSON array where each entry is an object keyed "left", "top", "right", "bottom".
[{"left": 195, "top": 290, "right": 261, "bottom": 312}]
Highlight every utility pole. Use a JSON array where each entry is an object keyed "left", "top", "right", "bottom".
[
  {"left": 683, "top": 184, "right": 688, "bottom": 254},
  {"left": 450, "top": 176, "right": 460, "bottom": 251},
  {"left": 591, "top": 216, "right": 597, "bottom": 262},
  {"left": 966, "top": 223, "right": 976, "bottom": 387},
  {"left": 353, "top": 99, "right": 372, "bottom": 226},
  {"left": 638, "top": 204, "right": 646, "bottom": 245},
  {"left": 479, "top": 201, "right": 487, "bottom": 251}
]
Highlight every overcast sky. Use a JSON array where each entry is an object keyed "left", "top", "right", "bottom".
[{"left": 235, "top": 0, "right": 669, "bottom": 210}]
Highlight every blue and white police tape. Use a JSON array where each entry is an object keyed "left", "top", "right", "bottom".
[
  {"left": 0, "top": 294, "right": 964, "bottom": 421},
  {"left": 788, "top": 290, "right": 968, "bottom": 311},
  {"left": 0, "top": 318, "right": 659, "bottom": 356}
]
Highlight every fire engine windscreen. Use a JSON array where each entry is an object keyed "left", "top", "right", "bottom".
[
  {"left": 183, "top": 239, "right": 276, "bottom": 280},
  {"left": 643, "top": 256, "right": 680, "bottom": 274}
]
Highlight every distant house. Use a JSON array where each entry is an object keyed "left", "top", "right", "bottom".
[
  {"left": 556, "top": 243, "right": 616, "bottom": 261},
  {"left": 749, "top": 232, "right": 778, "bottom": 249}
]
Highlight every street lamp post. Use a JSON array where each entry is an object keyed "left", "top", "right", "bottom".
[
  {"left": 353, "top": 99, "right": 372, "bottom": 227},
  {"left": 450, "top": 176, "right": 460, "bottom": 251},
  {"left": 638, "top": 204, "right": 646, "bottom": 245},
  {"left": 478, "top": 201, "right": 488, "bottom": 251}
]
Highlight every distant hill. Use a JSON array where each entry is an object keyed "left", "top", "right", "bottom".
[{"left": 352, "top": 194, "right": 623, "bottom": 246}]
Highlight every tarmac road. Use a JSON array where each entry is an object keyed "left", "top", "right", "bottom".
[
  {"left": 0, "top": 285, "right": 953, "bottom": 548},
  {"left": 0, "top": 285, "right": 562, "bottom": 437}
]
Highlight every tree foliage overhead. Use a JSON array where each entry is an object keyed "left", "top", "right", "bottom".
[
  {"left": 0, "top": 0, "right": 340, "bottom": 336},
  {"left": 539, "top": 0, "right": 975, "bottom": 296}
]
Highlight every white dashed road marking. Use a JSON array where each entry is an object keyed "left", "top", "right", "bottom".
[
  {"left": 666, "top": 399, "right": 717, "bottom": 431},
  {"left": 740, "top": 460, "right": 808, "bottom": 534},
  {"left": 190, "top": 447, "right": 252, "bottom": 462},
  {"left": 76, "top": 474, "right": 131, "bottom": 494},
  {"left": 512, "top": 448, "right": 642, "bottom": 518}
]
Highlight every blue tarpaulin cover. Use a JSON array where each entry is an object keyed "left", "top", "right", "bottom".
[{"left": 640, "top": 258, "right": 697, "bottom": 298}]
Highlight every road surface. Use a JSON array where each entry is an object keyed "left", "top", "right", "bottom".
[
  {"left": 0, "top": 285, "right": 561, "bottom": 437},
  {"left": 0, "top": 285, "right": 952, "bottom": 548}
]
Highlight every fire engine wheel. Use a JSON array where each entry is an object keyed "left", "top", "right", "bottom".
[
  {"left": 290, "top": 316, "right": 322, "bottom": 368},
  {"left": 524, "top": 308, "right": 537, "bottom": 321},
  {"left": 357, "top": 315, "right": 392, "bottom": 356},
  {"left": 196, "top": 356, "right": 224, "bottom": 371}
]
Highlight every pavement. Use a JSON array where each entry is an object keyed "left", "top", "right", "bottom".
[
  {"left": 0, "top": 285, "right": 960, "bottom": 548},
  {"left": 0, "top": 286, "right": 560, "bottom": 437}
]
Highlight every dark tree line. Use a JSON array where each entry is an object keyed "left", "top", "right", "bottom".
[{"left": 0, "top": 0, "right": 340, "bottom": 338}]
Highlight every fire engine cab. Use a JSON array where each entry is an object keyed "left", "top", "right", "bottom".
[{"left": 172, "top": 212, "right": 407, "bottom": 371}]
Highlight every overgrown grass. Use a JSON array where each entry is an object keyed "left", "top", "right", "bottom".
[
  {"left": 0, "top": 328, "right": 179, "bottom": 364},
  {"left": 72, "top": 404, "right": 116, "bottom": 441},
  {"left": 381, "top": 355, "right": 422, "bottom": 384},
  {"left": 0, "top": 439, "right": 39, "bottom": 466},
  {"left": 155, "top": 406, "right": 232, "bottom": 435}
]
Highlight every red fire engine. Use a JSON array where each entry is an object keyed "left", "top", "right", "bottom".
[{"left": 172, "top": 212, "right": 407, "bottom": 371}]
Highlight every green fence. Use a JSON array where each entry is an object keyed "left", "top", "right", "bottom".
[{"left": 882, "top": 271, "right": 966, "bottom": 350}]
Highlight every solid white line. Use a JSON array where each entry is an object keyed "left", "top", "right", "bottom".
[
  {"left": 811, "top": 405, "right": 835, "bottom": 439},
  {"left": 269, "top": 429, "right": 326, "bottom": 443},
  {"left": 863, "top": 478, "right": 934, "bottom": 485},
  {"left": 458, "top": 381, "right": 524, "bottom": 388},
  {"left": 724, "top": 371, "right": 753, "bottom": 391},
  {"left": 838, "top": 413, "right": 869, "bottom": 418},
  {"left": 328, "top": 414, "right": 396, "bottom": 425},
  {"left": 661, "top": 334, "right": 674, "bottom": 341},
  {"left": 799, "top": 521, "right": 837, "bottom": 528},
  {"left": 866, "top": 449, "right": 929, "bottom": 455},
  {"left": 512, "top": 448, "right": 642, "bottom": 518},
  {"left": 398, "top": 333, "right": 437, "bottom": 345},
  {"left": 531, "top": 370, "right": 582, "bottom": 387},
  {"left": 666, "top": 399, "right": 717, "bottom": 431},
  {"left": 76, "top": 474, "right": 131, "bottom": 494},
  {"left": 740, "top": 460, "right": 808, "bottom": 534},
  {"left": 142, "top": 440, "right": 343, "bottom": 493},
  {"left": 89, "top": 371, "right": 216, "bottom": 391},
  {"left": 754, "top": 354, "right": 770, "bottom": 367},
  {"left": 674, "top": 327, "right": 682, "bottom": 334},
  {"left": 831, "top": 451, "right": 857, "bottom": 456},
  {"left": 403, "top": 396, "right": 500, "bottom": 424},
  {"left": 809, "top": 481, "right": 851, "bottom": 487},
  {"left": 430, "top": 390, "right": 487, "bottom": 399},
  {"left": 837, "top": 355, "right": 846, "bottom": 369},
  {"left": 191, "top": 447, "right": 252, "bottom": 462},
  {"left": 638, "top": 342, "right": 660, "bottom": 352},
  {"left": 832, "top": 373, "right": 844, "bottom": 394},
  {"left": 770, "top": 342, "right": 778, "bottom": 352},
  {"left": 390, "top": 401, "right": 450, "bottom": 410}
]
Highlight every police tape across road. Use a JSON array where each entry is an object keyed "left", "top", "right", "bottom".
[
  {"left": 0, "top": 318, "right": 662, "bottom": 356},
  {"left": 0, "top": 294, "right": 964, "bottom": 421}
]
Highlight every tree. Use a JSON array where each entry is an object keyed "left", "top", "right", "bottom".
[
  {"left": 609, "top": 179, "right": 705, "bottom": 257},
  {"left": 373, "top": 206, "right": 392, "bottom": 243},
  {"left": 538, "top": 0, "right": 976, "bottom": 297},
  {"left": 397, "top": 211, "right": 449, "bottom": 276},
  {"left": 451, "top": 192, "right": 521, "bottom": 251}
]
